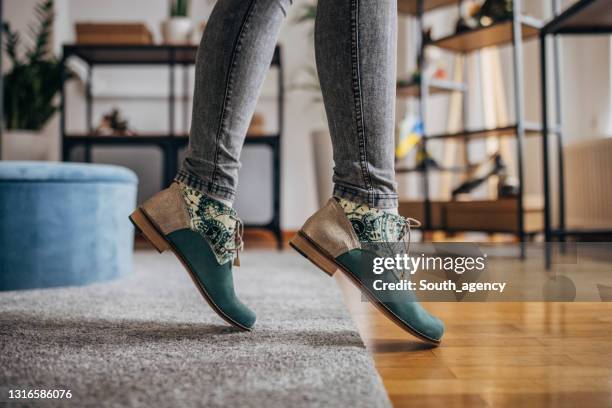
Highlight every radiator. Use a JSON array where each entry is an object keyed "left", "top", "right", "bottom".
[{"left": 564, "top": 138, "right": 612, "bottom": 229}]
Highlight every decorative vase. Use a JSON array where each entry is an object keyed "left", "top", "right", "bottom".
[
  {"left": 1, "top": 115, "right": 59, "bottom": 161},
  {"left": 1, "top": 131, "right": 49, "bottom": 161},
  {"left": 161, "top": 18, "right": 194, "bottom": 45}
]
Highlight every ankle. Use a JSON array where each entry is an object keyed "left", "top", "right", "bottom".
[
  {"left": 176, "top": 181, "right": 233, "bottom": 208},
  {"left": 178, "top": 182, "right": 242, "bottom": 265},
  {"left": 381, "top": 207, "right": 398, "bottom": 215},
  {"left": 336, "top": 197, "right": 405, "bottom": 242}
]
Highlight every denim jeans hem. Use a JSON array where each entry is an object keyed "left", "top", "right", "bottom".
[
  {"left": 175, "top": 170, "right": 236, "bottom": 203},
  {"left": 333, "top": 184, "right": 398, "bottom": 209}
]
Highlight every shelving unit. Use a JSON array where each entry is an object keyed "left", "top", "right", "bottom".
[
  {"left": 426, "top": 122, "right": 549, "bottom": 141},
  {"left": 540, "top": 0, "right": 612, "bottom": 267},
  {"left": 396, "top": 0, "right": 558, "bottom": 253},
  {"left": 60, "top": 44, "right": 284, "bottom": 248},
  {"left": 397, "top": 78, "right": 466, "bottom": 97},
  {"left": 398, "top": 0, "right": 458, "bottom": 15},
  {"left": 399, "top": 198, "right": 544, "bottom": 233},
  {"left": 432, "top": 19, "right": 540, "bottom": 52}
]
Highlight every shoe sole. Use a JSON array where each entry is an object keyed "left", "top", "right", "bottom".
[
  {"left": 290, "top": 231, "right": 441, "bottom": 346},
  {"left": 129, "top": 208, "right": 252, "bottom": 332}
]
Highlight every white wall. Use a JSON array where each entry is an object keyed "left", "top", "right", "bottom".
[{"left": 560, "top": 36, "right": 611, "bottom": 141}]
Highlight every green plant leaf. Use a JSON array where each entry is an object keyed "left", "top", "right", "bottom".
[
  {"left": 294, "top": 3, "right": 317, "bottom": 24},
  {"left": 3, "top": 0, "right": 65, "bottom": 130},
  {"left": 170, "top": 0, "right": 190, "bottom": 17},
  {"left": 3, "top": 23, "right": 22, "bottom": 66},
  {"left": 26, "top": 0, "right": 54, "bottom": 63}
]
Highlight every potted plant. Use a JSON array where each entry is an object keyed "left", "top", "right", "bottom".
[
  {"left": 2, "top": 0, "right": 63, "bottom": 160},
  {"left": 162, "top": 0, "right": 193, "bottom": 45}
]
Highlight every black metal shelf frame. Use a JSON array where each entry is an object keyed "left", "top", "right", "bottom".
[
  {"left": 405, "top": 0, "right": 563, "bottom": 261},
  {"left": 60, "top": 44, "right": 284, "bottom": 248},
  {"left": 540, "top": 0, "right": 612, "bottom": 268}
]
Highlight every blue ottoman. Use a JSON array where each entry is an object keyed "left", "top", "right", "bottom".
[{"left": 0, "top": 161, "right": 138, "bottom": 290}]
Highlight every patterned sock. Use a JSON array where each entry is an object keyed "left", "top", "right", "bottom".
[
  {"left": 337, "top": 198, "right": 408, "bottom": 243},
  {"left": 179, "top": 183, "right": 242, "bottom": 265},
  {"left": 382, "top": 207, "right": 399, "bottom": 215}
]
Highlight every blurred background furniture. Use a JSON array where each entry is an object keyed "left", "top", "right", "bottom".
[
  {"left": 60, "top": 44, "right": 284, "bottom": 248},
  {"left": 540, "top": 0, "right": 612, "bottom": 266},
  {"left": 395, "top": 0, "right": 558, "bottom": 258},
  {"left": 0, "top": 161, "right": 137, "bottom": 290}
]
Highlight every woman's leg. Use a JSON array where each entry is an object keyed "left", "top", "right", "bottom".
[
  {"left": 176, "top": 0, "right": 292, "bottom": 205},
  {"left": 131, "top": 0, "right": 292, "bottom": 331},
  {"left": 315, "top": 0, "right": 398, "bottom": 210},
  {"left": 291, "top": 0, "right": 444, "bottom": 344}
]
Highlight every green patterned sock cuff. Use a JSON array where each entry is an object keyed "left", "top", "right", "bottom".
[
  {"left": 338, "top": 198, "right": 408, "bottom": 243},
  {"left": 180, "top": 183, "right": 242, "bottom": 265}
]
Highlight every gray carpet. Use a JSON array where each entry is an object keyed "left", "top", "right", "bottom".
[{"left": 0, "top": 250, "right": 390, "bottom": 408}]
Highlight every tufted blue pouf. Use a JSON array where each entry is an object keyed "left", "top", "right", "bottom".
[{"left": 0, "top": 161, "right": 138, "bottom": 291}]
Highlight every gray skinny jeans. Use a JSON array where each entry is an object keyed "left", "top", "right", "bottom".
[{"left": 176, "top": 0, "right": 398, "bottom": 209}]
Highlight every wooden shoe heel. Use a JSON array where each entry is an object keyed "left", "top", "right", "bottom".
[
  {"left": 290, "top": 232, "right": 338, "bottom": 277},
  {"left": 129, "top": 208, "right": 170, "bottom": 253}
]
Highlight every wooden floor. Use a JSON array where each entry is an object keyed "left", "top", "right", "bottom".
[{"left": 336, "top": 273, "right": 612, "bottom": 407}]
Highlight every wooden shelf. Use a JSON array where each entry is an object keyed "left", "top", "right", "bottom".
[
  {"left": 446, "top": 198, "right": 543, "bottom": 233},
  {"left": 397, "top": 0, "right": 458, "bottom": 15},
  {"left": 397, "top": 79, "right": 466, "bottom": 98},
  {"left": 426, "top": 122, "right": 549, "bottom": 141},
  {"left": 399, "top": 200, "right": 447, "bottom": 230},
  {"left": 431, "top": 20, "right": 540, "bottom": 53},
  {"left": 63, "top": 44, "right": 281, "bottom": 66},
  {"left": 399, "top": 198, "right": 543, "bottom": 233},
  {"left": 543, "top": 0, "right": 612, "bottom": 34},
  {"left": 396, "top": 164, "right": 468, "bottom": 173},
  {"left": 64, "top": 44, "right": 198, "bottom": 64}
]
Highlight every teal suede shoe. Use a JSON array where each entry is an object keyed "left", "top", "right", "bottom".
[
  {"left": 129, "top": 183, "right": 256, "bottom": 330},
  {"left": 290, "top": 197, "right": 444, "bottom": 345}
]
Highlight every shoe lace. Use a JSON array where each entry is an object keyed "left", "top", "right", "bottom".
[
  {"left": 232, "top": 215, "right": 244, "bottom": 252},
  {"left": 398, "top": 217, "right": 421, "bottom": 280},
  {"left": 229, "top": 215, "right": 244, "bottom": 266}
]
